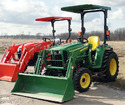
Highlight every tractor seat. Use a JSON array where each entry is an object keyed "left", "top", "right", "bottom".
[{"left": 88, "top": 36, "right": 100, "bottom": 51}]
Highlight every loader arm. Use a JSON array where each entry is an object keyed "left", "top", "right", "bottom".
[
  {"left": 0, "top": 41, "right": 51, "bottom": 81},
  {"left": 34, "top": 50, "right": 44, "bottom": 74},
  {"left": 1, "top": 44, "right": 21, "bottom": 63},
  {"left": 17, "top": 41, "right": 52, "bottom": 73}
]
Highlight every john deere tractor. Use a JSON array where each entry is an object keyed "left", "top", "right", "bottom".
[{"left": 12, "top": 4, "right": 119, "bottom": 102}]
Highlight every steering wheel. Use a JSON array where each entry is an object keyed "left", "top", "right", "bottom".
[
  {"left": 83, "top": 38, "right": 88, "bottom": 43},
  {"left": 42, "top": 38, "right": 51, "bottom": 42},
  {"left": 77, "top": 37, "right": 88, "bottom": 43}
]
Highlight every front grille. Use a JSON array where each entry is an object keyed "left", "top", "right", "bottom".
[{"left": 46, "top": 51, "right": 63, "bottom": 67}]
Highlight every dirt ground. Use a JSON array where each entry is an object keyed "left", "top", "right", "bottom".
[{"left": 0, "top": 39, "right": 125, "bottom": 105}]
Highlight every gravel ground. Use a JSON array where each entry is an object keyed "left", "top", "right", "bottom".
[{"left": 0, "top": 81, "right": 125, "bottom": 105}]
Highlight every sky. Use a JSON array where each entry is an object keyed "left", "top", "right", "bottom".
[{"left": 0, "top": 0, "right": 125, "bottom": 35}]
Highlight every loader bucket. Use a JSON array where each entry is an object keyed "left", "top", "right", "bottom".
[
  {"left": 0, "top": 63, "right": 19, "bottom": 81},
  {"left": 11, "top": 73, "right": 75, "bottom": 102}
]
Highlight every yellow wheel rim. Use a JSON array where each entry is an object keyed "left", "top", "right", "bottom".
[
  {"left": 80, "top": 73, "right": 90, "bottom": 88},
  {"left": 110, "top": 58, "right": 117, "bottom": 76}
]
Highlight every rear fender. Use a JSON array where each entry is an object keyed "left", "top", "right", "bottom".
[{"left": 92, "top": 44, "right": 112, "bottom": 68}]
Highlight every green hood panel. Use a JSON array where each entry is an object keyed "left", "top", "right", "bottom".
[{"left": 48, "top": 42, "right": 83, "bottom": 51}]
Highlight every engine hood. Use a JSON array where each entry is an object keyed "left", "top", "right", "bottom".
[{"left": 48, "top": 42, "right": 84, "bottom": 52}]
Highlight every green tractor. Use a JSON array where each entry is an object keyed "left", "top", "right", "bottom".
[{"left": 12, "top": 4, "right": 119, "bottom": 102}]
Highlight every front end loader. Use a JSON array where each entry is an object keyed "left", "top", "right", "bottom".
[
  {"left": 12, "top": 4, "right": 119, "bottom": 102},
  {"left": 0, "top": 16, "right": 72, "bottom": 81},
  {"left": 0, "top": 41, "right": 51, "bottom": 81}
]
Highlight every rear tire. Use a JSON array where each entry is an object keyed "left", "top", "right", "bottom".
[
  {"left": 100, "top": 50, "right": 119, "bottom": 82},
  {"left": 73, "top": 68, "right": 92, "bottom": 92}
]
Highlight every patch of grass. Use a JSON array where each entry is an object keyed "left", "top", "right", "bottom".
[
  {"left": 115, "top": 50, "right": 125, "bottom": 57},
  {"left": 0, "top": 47, "right": 5, "bottom": 54}
]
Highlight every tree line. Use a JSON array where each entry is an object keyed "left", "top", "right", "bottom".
[{"left": 0, "top": 27, "right": 125, "bottom": 41}]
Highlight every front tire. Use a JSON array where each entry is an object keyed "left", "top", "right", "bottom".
[{"left": 73, "top": 68, "right": 92, "bottom": 92}]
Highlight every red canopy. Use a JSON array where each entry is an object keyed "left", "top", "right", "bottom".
[{"left": 35, "top": 16, "right": 72, "bottom": 22}]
